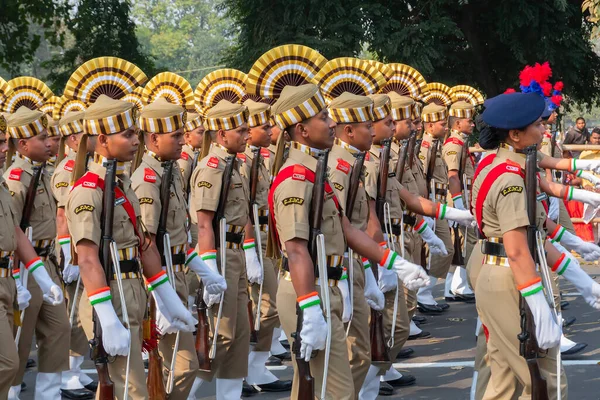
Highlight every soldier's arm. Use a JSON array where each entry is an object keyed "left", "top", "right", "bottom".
[
  {"left": 538, "top": 152, "right": 575, "bottom": 172},
  {"left": 398, "top": 186, "right": 438, "bottom": 217},
  {"left": 140, "top": 240, "right": 166, "bottom": 277},
  {"left": 448, "top": 169, "right": 461, "bottom": 196},
  {"left": 443, "top": 145, "right": 462, "bottom": 196},
  {"left": 197, "top": 210, "right": 215, "bottom": 251},
  {"left": 342, "top": 216, "right": 385, "bottom": 261},
  {"left": 76, "top": 240, "right": 111, "bottom": 292},
  {"left": 56, "top": 208, "right": 69, "bottom": 237},
  {"left": 365, "top": 200, "right": 384, "bottom": 243},
  {"left": 14, "top": 226, "right": 44, "bottom": 264},
  {"left": 285, "top": 238, "right": 317, "bottom": 297}
]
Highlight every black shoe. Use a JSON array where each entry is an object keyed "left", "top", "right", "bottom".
[
  {"left": 84, "top": 382, "right": 98, "bottom": 393},
  {"left": 265, "top": 355, "right": 282, "bottom": 366},
  {"left": 379, "top": 381, "right": 395, "bottom": 396},
  {"left": 438, "top": 302, "right": 450, "bottom": 310},
  {"left": 417, "top": 302, "right": 443, "bottom": 314},
  {"left": 144, "top": 359, "right": 149, "bottom": 369},
  {"left": 563, "top": 316, "right": 576, "bottom": 328},
  {"left": 256, "top": 379, "right": 293, "bottom": 392},
  {"left": 408, "top": 331, "right": 431, "bottom": 340},
  {"left": 242, "top": 380, "right": 258, "bottom": 397},
  {"left": 387, "top": 374, "right": 417, "bottom": 387},
  {"left": 396, "top": 347, "right": 415, "bottom": 359},
  {"left": 445, "top": 296, "right": 457, "bottom": 302},
  {"left": 280, "top": 339, "right": 290, "bottom": 349},
  {"left": 562, "top": 342, "right": 588, "bottom": 356},
  {"left": 453, "top": 293, "right": 476, "bottom": 303},
  {"left": 272, "top": 351, "right": 292, "bottom": 362},
  {"left": 412, "top": 315, "right": 427, "bottom": 324},
  {"left": 26, "top": 358, "right": 36, "bottom": 369},
  {"left": 60, "top": 388, "right": 95, "bottom": 399},
  {"left": 560, "top": 300, "right": 570, "bottom": 310},
  {"left": 21, "top": 382, "right": 26, "bottom": 391}
]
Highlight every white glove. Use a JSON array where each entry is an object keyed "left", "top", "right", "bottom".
[
  {"left": 550, "top": 224, "right": 600, "bottom": 262},
  {"left": 298, "top": 294, "right": 327, "bottom": 362},
  {"left": 26, "top": 257, "right": 63, "bottom": 305},
  {"left": 416, "top": 220, "right": 448, "bottom": 256},
  {"left": 521, "top": 283, "right": 561, "bottom": 350},
  {"left": 185, "top": 249, "right": 227, "bottom": 295},
  {"left": 451, "top": 193, "right": 465, "bottom": 210},
  {"left": 63, "top": 265, "right": 80, "bottom": 285},
  {"left": 149, "top": 271, "right": 197, "bottom": 333},
  {"left": 575, "top": 170, "right": 600, "bottom": 188},
  {"left": 391, "top": 256, "right": 430, "bottom": 291},
  {"left": 572, "top": 159, "right": 600, "bottom": 175},
  {"left": 13, "top": 270, "right": 31, "bottom": 310},
  {"left": 243, "top": 240, "right": 263, "bottom": 284},
  {"left": 440, "top": 204, "right": 477, "bottom": 229},
  {"left": 199, "top": 250, "right": 223, "bottom": 306},
  {"left": 550, "top": 248, "right": 600, "bottom": 310},
  {"left": 548, "top": 197, "right": 560, "bottom": 221},
  {"left": 90, "top": 291, "right": 130, "bottom": 356},
  {"left": 338, "top": 273, "right": 352, "bottom": 323},
  {"left": 363, "top": 260, "right": 384, "bottom": 311},
  {"left": 58, "top": 235, "right": 72, "bottom": 269},
  {"left": 152, "top": 293, "right": 178, "bottom": 335},
  {"left": 378, "top": 265, "right": 398, "bottom": 293},
  {"left": 569, "top": 187, "right": 600, "bottom": 209}
]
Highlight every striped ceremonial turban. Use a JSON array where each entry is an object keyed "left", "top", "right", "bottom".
[
  {"left": 271, "top": 84, "right": 327, "bottom": 130},
  {"left": 185, "top": 112, "right": 203, "bottom": 132},
  {"left": 388, "top": 92, "right": 415, "bottom": 121},
  {"left": 59, "top": 111, "right": 85, "bottom": 137},
  {"left": 204, "top": 100, "right": 248, "bottom": 131},
  {"left": 328, "top": 92, "right": 374, "bottom": 124},
  {"left": 0, "top": 114, "right": 6, "bottom": 133},
  {"left": 47, "top": 117, "right": 61, "bottom": 137},
  {"left": 83, "top": 95, "right": 137, "bottom": 135},
  {"left": 422, "top": 103, "right": 447, "bottom": 123},
  {"left": 244, "top": 99, "right": 271, "bottom": 128},
  {"left": 411, "top": 102, "right": 422, "bottom": 120},
  {"left": 7, "top": 106, "right": 48, "bottom": 139},
  {"left": 449, "top": 100, "right": 475, "bottom": 119},
  {"left": 367, "top": 94, "right": 391, "bottom": 122},
  {"left": 139, "top": 97, "right": 186, "bottom": 134}
]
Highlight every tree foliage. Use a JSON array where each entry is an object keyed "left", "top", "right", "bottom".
[{"left": 43, "top": 0, "right": 155, "bottom": 94}]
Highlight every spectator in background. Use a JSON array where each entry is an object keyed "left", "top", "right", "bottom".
[{"left": 564, "top": 117, "right": 588, "bottom": 145}]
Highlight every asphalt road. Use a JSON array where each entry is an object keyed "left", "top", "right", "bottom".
[{"left": 19, "top": 266, "right": 600, "bottom": 399}]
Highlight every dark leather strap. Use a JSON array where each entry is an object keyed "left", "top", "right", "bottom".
[
  {"left": 116, "top": 259, "right": 139, "bottom": 275},
  {"left": 281, "top": 256, "right": 343, "bottom": 281},
  {"left": 258, "top": 216, "right": 269, "bottom": 225},
  {"left": 161, "top": 252, "right": 186, "bottom": 267},
  {"left": 225, "top": 231, "right": 243, "bottom": 244},
  {"left": 0, "top": 257, "right": 9, "bottom": 269},
  {"left": 435, "top": 188, "right": 448, "bottom": 197},
  {"left": 480, "top": 240, "right": 507, "bottom": 258},
  {"left": 403, "top": 214, "right": 417, "bottom": 227},
  {"left": 34, "top": 245, "right": 53, "bottom": 257}
]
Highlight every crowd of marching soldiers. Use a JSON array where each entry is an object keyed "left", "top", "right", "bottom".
[{"left": 0, "top": 48, "right": 599, "bottom": 400}]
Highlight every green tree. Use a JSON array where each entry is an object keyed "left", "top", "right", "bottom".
[
  {"left": 221, "top": 0, "right": 366, "bottom": 72},
  {"left": 43, "top": 0, "right": 155, "bottom": 94},
  {"left": 132, "top": 0, "right": 235, "bottom": 86}
]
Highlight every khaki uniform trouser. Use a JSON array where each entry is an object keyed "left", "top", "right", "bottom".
[
  {"left": 199, "top": 248, "right": 250, "bottom": 381},
  {"left": 344, "top": 256, "right": 370, "bottom": 395},
  {"left": 0, "top": 277, "right": 18, "bottom": 398},
  {"left": 278, "top": 277, "right": 354, "bottom": 400},
  {"left": 558, "top": 201, "right": 575, "bottom": 235},
  {"left": 475, "top": 264, "right": 567, "bottom": 400},
  {"left": 402, "top": 231, "right": 420, "bottom": 318},
  {"left": 428, "top": 219, "right": 454, "bottom": 278},
  {"left": 80, "top": 279, "right": 148, "bottom": 400},
  {"left": 65, "top": 279, "right": 89, "bottom": 356},
  {"left": 14, "top": 258, "right": 70, "bottom": 384},
  {"left": 159, "top": 269, "right": 198, "bottom": 400},
  {"left": 249, "top": 232, "right": 279, "bottom": 351}
]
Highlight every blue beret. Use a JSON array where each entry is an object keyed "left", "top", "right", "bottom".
[
  {"left": 541, "top": 98, "right": 553, "bottom": 119},
  {"left": 482, "top": 93, "right": 545, "bottom": 130}
]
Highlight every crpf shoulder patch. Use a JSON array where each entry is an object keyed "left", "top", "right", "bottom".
[
  {"left": 336, "top": 158, "right": 351, "bottom": 175},
  {"left": 237, "top": 153, "right": 246, "bottom": 162},
  {"left": 282, "top": 197, "right": 304, "bottom": 206},
  {"left": 8, "top": 169, "right": 22, "bottom": 181},
  {"left": 419, "top": 154, "right": 425, "bottom": 160},
  {"left": 260, "top": 148, "right": 270, "bottom": 158},
  {"left": 292, "top": 165, "right": 306, "bottom": 181},
  {"left": 74, "top": 204, "right": 95, "bottom": 214},
  {"left": 207, "top": 157, "right": 219, "bottom": 169},
  {"left": 446, "top": 150, "right": 457, "bottom": 156},
  {"left": 64, "top": 159, "right": 75, "bottom": 172},
  {"left": 55, "top": 182, "right": 69, "bottom": 189},
  {"left": 139, "top": 197, "right": 154, "bottom": 205},
  {"left": 144, "top": 168, "right": 157, "bottom": 183},
  {"left": 181, "top": 152, "right": 189, "bottom": 161},
  {"left": 333, "top": 182, "right": 344, "bottom": 191},
  {"left": 422, "top": 141, "right": 430, "bottom": 149},
  {"left": 197, "top": 181, "right": 213, "bottom": 188},
  {"left": 501, "top": 185, "right": 523, "bottom": 196}
]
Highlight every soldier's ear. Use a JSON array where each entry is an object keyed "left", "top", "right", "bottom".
[
  {"left": 97, "top": 134, "right": 109, "bottom": 148},
  {"left": 344, "top": 124, "right": 353, "bottom": 138}
]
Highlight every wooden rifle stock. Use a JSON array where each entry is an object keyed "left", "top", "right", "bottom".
[
  {"left": 521, "top": 145, "right": 549, "bottom": 400},
  {"left": 346, "top": 152, "right": 366, "bottom": 220},
  {"left": 247, "top": 147, "right": 261, "bottom": 344},
  {"left": 395, "top": 136, "right": 410, "bottom": 185},
  {"left": 195, "top": 284, "right": 211, "bottom": 372},
  {"left": 91, "top": 159, "right": 117, "bottom": 399},
  {"left": 407, "top": 131, "right": 417, "bottom": 170},
  {"left": 156, "top": 161, "right": 174, "bottom": 258},
  {"left": 291, "top": 304, "right": 315, "bottom": 400},
  {"left": 147, "top": 297, "right": 166, "bottom": 400}
]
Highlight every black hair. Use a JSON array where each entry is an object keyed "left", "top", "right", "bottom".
[
  {"left": 591, "top": 127, "right": 600, "bottom": 136},
  {"left": 576, "top": 117, "right": 586, "bottom": 123},
  {"left": 479, "top": 125, "right": 509, "bottom": 150}
]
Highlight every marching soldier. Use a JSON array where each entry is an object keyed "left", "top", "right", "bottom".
[
  {"left": 66, "top": 95, "right": 196, "bottom": 399},
  {"left": 238, "top": 99, "right": 292, "bottom": 392},
  {"left": 51, "top": 109, "right": 98, "bottom": 398},
  {"left": 4, "top": 107, "right": 70, "bottom": 399},
  {"left": 131, "top": 97, "right": 227, "bottom": 399},
  {"left": 46, "top": 117, "right": 61, "bottom": 177}
]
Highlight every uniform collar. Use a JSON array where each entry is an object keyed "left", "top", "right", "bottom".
[
  {"left": 287, "top": 146, "right": 318, "bottom": 172},
  {"left": 498, "top": 143, "right": 526, "bottom": 166},
  {"left": 290, "top": 141, "right": 324, "bottom": 159},
  {"left": 450, "top": 130, "right": 466, "bottom": 140},
  {"left": 143, "top": 151, "right": 165, "bottom": 175},
  {"left": 369, "top": 144, "right": 382, "bottom": 160},
  {"left": 16, "top": 153, "right": 43, "bottom": 169},
  {"left": 268, "top": 144, "right": 277, "bottom": 155},
  {"left": 92, "top": 153, "right": 127, "bottom": 177},
  {"left": 424, "top": 132, "right": 438, "bottom": 142},
  {"left": 244, "top": 145, "right": 262, "bottom": 162},
  {"left": 334, "top": 138, "right": 361, "bottom": 157}
]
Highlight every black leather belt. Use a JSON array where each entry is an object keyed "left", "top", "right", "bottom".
[
  {"left": 391, "top": 224, "right": 402, "bottom": 236},
  {"left": 435, "top": 188, "right": 447, "bottom": 196},
  {"left": 281, "top": 257, "right": 344, "bottom": 281},
  {"left": 226, "top": 232, "right": 243, "bottom": 244},
  {"left": 118, "top": 259, "right": 139, "bottom": 274},
  {"left": 403, "top": 214, "right": 417, "bottom": 227},
  {"left": 0, "top": 257, "right": 9, "bottom": 269},
  {"left": 258, "top": 216, "right": 269, "bottom": 225},
  {"left": 34, "top": 245, "right": 53, "bottom": 257},
  {"left": 480, "top": 240, "right": 507, "bottom": 258},
  {"left": 161, "top": 252, "right": 186, "bottom": 266}
]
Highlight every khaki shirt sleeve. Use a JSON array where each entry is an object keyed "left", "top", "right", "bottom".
[
  {"left": 50, "top": 168, "right": 71, "bottom": 208},
  {"left": 328, "top": 167, "right": 349, "bottom": 213},
  {"left": 133, "top": 180, "right": 161, "bottom": 235},
  {"left": 67, "top": 186, "right": 102, "bottom": 246},
  {"left": 490, "top": 173, "right": 530, "bottom": 235},
  {"left": 191, "top": 166, "right": 223, "bottom": 212},
  {"left": 443, "top": 143, "right": 461, "bottom": 171},
  {"left": 3, "top": 173, "right": 25, "bottom": 224},
  {"left": 273, "top": 177, "right": 313, "bottom": 243},
  {"left": 363, "top": 160, "right": 379, "bottom": 200}
]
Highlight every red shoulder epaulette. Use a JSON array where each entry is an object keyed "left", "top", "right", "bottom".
[
  {"left": 260, "top": 148, "right": 270, "bottom": 158},
  {"left": 64, "top": 159, "right": 75, "bottom": 172},
  {"left": 292, "top": 164, "right": 306, "bottom": 181},
  {"left": 444, "top": 137, "right": 464, "bottom": 147},
  {"left": 336, "top": 158, "right": 351, "bottom": 175},
  {"left": 144, "top": 168, "right": 157, "bottom": 183},
  {"left": 421, "top": 141, "right": 430, "bottom": 149},
  {"left": 181, "top": 152, "right": 189, "bottom": 161},
  {"left": 365, "top": 152, "right": 371, "bottom": 161},
  {"left": 237, "top": 153, "right": 246, "bottom": 162},
  {"left": 207, "top": 157, "right": 219, "bottom": 169},
  {"left": 543, "top": 132, "right": 552, "bottom": 139},
  {"left": 72, "top": 171, "right": 100, "bottom": 191},
  {"left": 8, "top": 168, "right": 23, "bottom": 181}
]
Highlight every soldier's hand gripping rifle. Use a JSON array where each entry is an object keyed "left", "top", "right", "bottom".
[
  {"left": 14, "top": 161, "right": 45, "bottom": 346},
  {"left": 195, "top": 283, "right": 211, "bottom": 371},
  {"left": 372, "top": 139, "right": 392, "bottom": 364},
  {"left": 209, "top": 155, "right": 236, "bottom": 359},
  {"left": 523, "top": 145, "right": 550, "bottom": 400},
  {"left": 247, "top": 147, "right": 262, "bottom": 342},
  {"left": 344, "top": 152, "right": 366, "bottom": 334}
]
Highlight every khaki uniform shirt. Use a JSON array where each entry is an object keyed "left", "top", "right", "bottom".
[
  {"left": 132, "top": 153, "right": 188, "bottom": 248},
  {"left": 328, "top": 142, "right": 369, "bottom": 231},
  {"left": 442, "top": 130, "right": 475, "bottom": 179},
  {"left": 51, "top": 153, "right": 76, "bottom": 208},
  {"left": 189, "top": 144, "right": 249, "bottom": 228},
  {"left": 239, "top": 146, "right": 270, "bottom": 216},
  {"left": 0, "top": 176, "right": 19, "bottom": 253},
  {"left": 364, "top": 144, "right": 404, "bottom": 220},
  {"left": 66, "top": 159, "right": 141, "bottom": 250},
  {"left": 271, "top": 145, "right": 345, "bottom": 258},
  {"left": 264, "top": 144, "right": 277, "bottom": 177},
  {"left": 178, "top": 144, "right": 198, "bottom": 195},
  {"left": 4, "top": 156, "right": 56, "bottom": 241},
  {"left": 471, "top": 146, "right": 547, "bottom": 239},
  {"left": 419, "top": 133, "right": 448, "bottom": 201}
]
